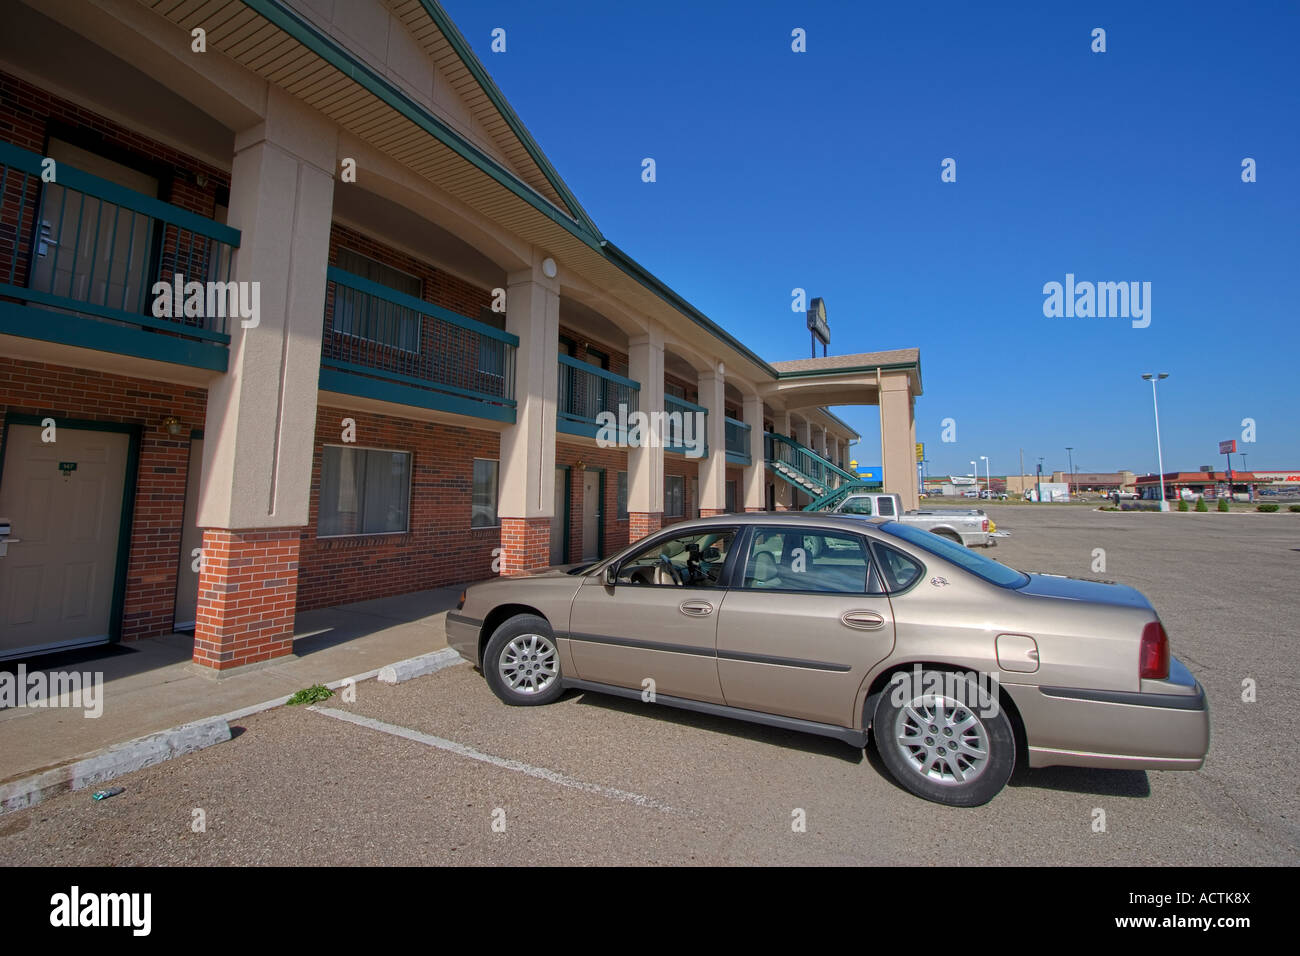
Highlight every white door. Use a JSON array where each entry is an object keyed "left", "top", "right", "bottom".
[
  {"left": 582, "top": 469, "right": 600, "bottom": 561},
  {"left": 173, "top": 438, "right": 203, "bottom": 630},
  {"left": 30, "top": 139, "right": 159, "bottom": 313},
  {"left": 549, "top": 467, "right": 566, "bottom": 565},
  {"left": 0, "top": 424, "right": 130, "bottom": 658}
]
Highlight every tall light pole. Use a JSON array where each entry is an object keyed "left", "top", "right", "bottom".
[
  {"left": 970, "top": 459, "right": 978, "bottom": 498},
  {"left": 1036, "top": 456, "right": 1044, "bottom": 503},
  {"left": 1065, "top": 446, "right": 1075, "bottom": 499},
  {"left": 1142, "top": 373, "right": 1170, "bottom": 511},
  {"left": 980, "top": 455, "right": 991, "bottom": 499}
]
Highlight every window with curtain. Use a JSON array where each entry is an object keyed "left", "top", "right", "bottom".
[
  {"left": 319, "top": 446, "right": 411, "bottom": 536},
  {"left": 617, "top": 471, "right": 628, "bottom": 519},
  {"left": 472, "top": 459, "right": 499, "bottom": 528},
  {"left": 334, "top": 248, "right": 422, "bottom": 352},
  {"left": 665, "top": 475, "right": 685, "bottom": 517}
]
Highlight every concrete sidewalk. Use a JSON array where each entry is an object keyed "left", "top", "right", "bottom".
[{"left": 0, "top": 587, "right": 462, "bottom": 783}]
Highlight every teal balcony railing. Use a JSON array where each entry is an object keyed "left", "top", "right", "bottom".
[
  {"left": 320, "top": 266, "right": 518, "bottom": 421},
  {"left": 0, "top": 140, "right": 238, "bottom": 369},
  {"left": 558, "top": 355, "right": 639, "bottom": 437},
  {"left": 664, "top": 393, "right": 707, "bottom": 455},
  {"left": 724, "top": 416, "right": 752, "bottom": 463}
]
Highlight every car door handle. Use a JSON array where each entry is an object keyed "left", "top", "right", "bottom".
[
  {"left": 679, "top": 601, "right": 713, "bottom": 617},
  {"left": 841, "top": 610, "right": 886, "bottom": 630}
]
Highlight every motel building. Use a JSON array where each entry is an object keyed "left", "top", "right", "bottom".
[{"left": 0, "top": 0, "right": 921, "bottom": 669}]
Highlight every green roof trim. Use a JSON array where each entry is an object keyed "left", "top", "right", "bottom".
[
  {"left": 243, "top": 0, "right": 598, "bottom": 244},
  {"left": 418, "top": 0, "right": 602, "bottom": 238},
  {"left": 248, "top": 0, "right": 911, "bottom": 401}
]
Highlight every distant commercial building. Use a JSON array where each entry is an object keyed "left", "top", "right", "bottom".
[{"left": 1053, "top": 471, "right": 1136, "bottom": 493}]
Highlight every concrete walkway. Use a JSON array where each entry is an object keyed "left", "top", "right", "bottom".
[{"left": 0, "top": 587, "right": 462, "bottom": 783}]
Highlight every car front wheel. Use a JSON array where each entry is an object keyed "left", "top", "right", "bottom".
[
  {"left": 483, "top": 614, "right": 564, "bottom": 706},
  {"left": 873, "top": 668, "right": 1015, "bottom": 806}
]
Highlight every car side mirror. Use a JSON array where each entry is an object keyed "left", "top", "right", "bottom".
[{"left": 603, "top": 564, "right": 617, "bottom": 587}]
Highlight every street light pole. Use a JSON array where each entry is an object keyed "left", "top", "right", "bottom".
[
  {"left": 981, "top": 455, "right": 991, "bottom": 500},
  {"left": 1142, "top": 373, "right": 1170, "bottom": 511},
  {"left": 970, "top": 460, "right": 978, "bottom": 498},
  {"left": 1065, "top": 446, "right": 1075, "bottom": 499}
]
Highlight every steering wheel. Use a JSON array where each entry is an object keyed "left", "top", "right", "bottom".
[{"left": 657, "top": 553, "right": 684, "bottom": 585}]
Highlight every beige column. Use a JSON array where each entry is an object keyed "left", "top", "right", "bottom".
[
  {"left": 796, "top": 418, "right": 812, "bottom": 449},
  {"left": 193, "top": 88, "right": 335, "bottom": 669},
  {"left": 198, "top": 86, "right": 336, "bottom": 530},
  {"left": 497, "top": 254, "right": 560, "bottom": 574},
  {"left": 697, "top": 366, "right": 726, "bottom": 514},
  {"left": 742, "top": 394, "right": 766, "bottom": 510},
  {"left": 880, "top": 371, "right": 919, "bottom": 510},
  {"left": 627, "top": 330, "right": 664, "bottom": 518},
  {"left": 773, "top": 409, "right": 793, "bottom": 509}
]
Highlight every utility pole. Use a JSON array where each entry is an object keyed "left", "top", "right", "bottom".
[
  {"left": 1065, "top": 446, "right": 1075, "bottom": 499},
  {"left": 1019, "top": 448, "right": 1025, "bottom": 498}
]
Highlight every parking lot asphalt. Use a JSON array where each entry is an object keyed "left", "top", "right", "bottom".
[{"left": 2, "top": 506, "right": 1296, "bottom": 866}]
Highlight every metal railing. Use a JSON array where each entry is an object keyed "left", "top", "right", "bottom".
[
  {"left": 725, "top": 416, "right": 751, "bottom": 461},
  {"left": 558, "top": 355, "right": 639, "bottom": 427},
  {"left": 765, "top": 432, "right": 858, "bottom": 490},
  {"left": 322, "top": 266, "right": 517, "bottom": 407},
  {"left": 0, "top": 140, "right": 238, "bottom": 343},
  {"left": 664, "top": 393, "right": 707, "bottom": 453}
]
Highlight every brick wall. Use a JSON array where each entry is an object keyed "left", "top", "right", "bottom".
[
  {"left": 499, "top": 517, "right": 549, "bottom": 575},
  {"left": 627, "top": 511, "right": 661, "bottom": 542},
  {"left": 297, "top": 404, "right": 503, "bottom": 610},
  {"left": 0, "top": 357, "right": 207, "bottom": 640},
  {"left": 193, "top": 528, "right": 299, "bottom": 669}
]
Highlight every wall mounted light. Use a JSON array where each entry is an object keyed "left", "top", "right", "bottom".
[
  {"left": 194, "top": 172, "right": 208, "bottom": 188},
  {"left": 541, "top": 256, "right": 557, "bottom": 279},
  {"left": 574, "top": 458, "right": 585, "bottom": 472},
  {"left": 162, "top": 416, "right": 183, "bottom": 437}
]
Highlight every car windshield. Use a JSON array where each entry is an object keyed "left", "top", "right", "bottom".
[{"left": 877, "top": 521, "right": 1029, "bottom": 588}]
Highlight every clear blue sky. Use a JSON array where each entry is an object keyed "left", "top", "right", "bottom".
[{"left": 445, "top": 0, "right": 1298, "bottom": 478}]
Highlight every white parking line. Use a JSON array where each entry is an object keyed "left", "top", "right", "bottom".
[{"left": 309, "top": 705, "right": 678, "bottom": 814}]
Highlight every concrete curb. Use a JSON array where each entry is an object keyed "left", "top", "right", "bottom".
[
  {"left": 0, "top": 649, "right": 465, "bottom": 816},
  {"left": 378, "top": 647, "right": 463, "bottom": 684},
  {"left": 0, "top": 717, "right": 230, "bottom": 816}
]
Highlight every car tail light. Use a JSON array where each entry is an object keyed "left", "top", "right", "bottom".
[
  {"left": 456, "top": 590, "right": 467, "bottom": 610},
  {"left": 1139, "top": 621, "right": 1170, "bottom": 679},
  {"left": 981, "top": 518, "right": 989, "bottom": 531}
]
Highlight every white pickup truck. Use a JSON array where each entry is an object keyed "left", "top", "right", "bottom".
[{"left": 823, "top": 492, "right": 996, "bottom": 548}]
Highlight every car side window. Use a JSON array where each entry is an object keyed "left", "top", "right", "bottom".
[
  {"left": 840, "top": 497, "right": 873, "bottom": 515},
  {"left": 741, "top": 528, "right": 884, "bottom": 594},
  {"left": 872, "top": 542, "right": 923, "bottom": 592},
  {"left": 616, "top": 530, "right": 735, "bottom": 587}
]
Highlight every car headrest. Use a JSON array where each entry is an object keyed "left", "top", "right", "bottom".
[{"left": 750, "top": 550, "right": 778, "bottom": 583}]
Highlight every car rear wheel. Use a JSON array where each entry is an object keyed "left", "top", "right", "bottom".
[
  {"left": 873, "top": 668, "right": 1015, "bottom": 806},
  {"left": 484, "top": 614, "right": 564, "bottom": 706}
]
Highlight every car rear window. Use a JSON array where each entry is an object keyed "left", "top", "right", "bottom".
[{"left": 877, "top": 521, "right": 1029, "bottom": 588}]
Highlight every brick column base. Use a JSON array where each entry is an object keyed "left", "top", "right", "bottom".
[
  {"left": 628, "top": 511, "right": 662, "bottom": 542},
  {"left": 193, "top": 528, "right": 300, "bottom": 670},
  {"left": 744, "top": 506, "right": 767, "bottom": 512},
  {"left": 699, "top": 508, "right": 727, "bottom": 517},
  {"left": 500, "top": 517, "right": 551, "bottom": 574}
]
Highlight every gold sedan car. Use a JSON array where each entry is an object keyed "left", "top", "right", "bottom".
[{"left": 448, "top": 512, "right": 1209, "bottom": 806}]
